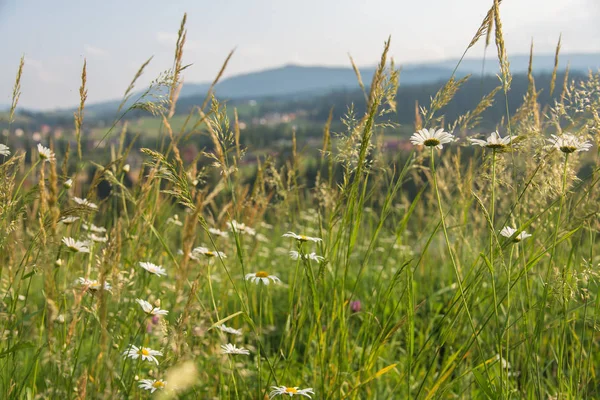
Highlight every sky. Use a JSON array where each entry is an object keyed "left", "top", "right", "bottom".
[{"left": 1, "top": 0, "right": 599, "bottom": 110}]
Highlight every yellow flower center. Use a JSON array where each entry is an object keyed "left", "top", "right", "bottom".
[
  {"left": 560, "top": 145, "right": 576, "bottom": 154},
  {"left": 153, "top": 380, "right": 165, "bottom": 388},
  {"left": 140, "top": 348, "right": 150, "bottom": 356},
  {"left": 89, "top": 282, "right": 100, "bottom": 290},
  {"left": 255, "top": 271, "right": 269, "bottom": 278},
  {"left": 299, "top": 235, "right": 308, "bottom": 241},
  {"left": 423, "top": 138, "right": 440, "bottom": 147},
  {"left": 486, "top": 143, "right": 505, "bottom": 149},
  {"left": 285, "top": 387, "right": 298, "bottom": 394},
  {"left": 206, "top": 251, "right": 215, "bottom": 257}
]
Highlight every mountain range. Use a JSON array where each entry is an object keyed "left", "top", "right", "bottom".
[{"left": 59, "top": 52, "right": 600, "bottom": 117}]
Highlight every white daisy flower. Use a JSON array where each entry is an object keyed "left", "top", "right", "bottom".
[
  {"left": 245, "top": 271, "right": 281, "bottom": 285},
  {"left": 82, "top": 223, "right": 107, "bottom": 234},
  {"left": 0, "top": 144, "right": 10, "bottom": 157},
  {"left": 166, "top": 215, "right": 183, "bottom": 226},
  {"left": 60, "top": 216, "right": 80, "bottom": 225},
  {"left": 122, "top": 344, "right": 162, "bottom": 365},
  {"left": 139, "top": 379, "right": 167, "bottom": 393},
  {"left": 76, "top": 277, "right": 111, "bottom": 292},
  {"left": 136, "top": 299, "right": 169, "bottom": 316},
  {"left": 282, "top": 232, "right": 322, "bottom": 243},
  {"left": 216, "top": 324, "right": 243, "bottom": 336},
  {"left": 500, "top": 226, "right": 532, "bottom": 243},
  {"left": 269, "top": 386, "right": 315, "bottom": 398},
  {"left": 208, "top": 227, "right": 228, "bottom": 238},
  {"left": 63, "top": 178, "right": 73, "bottom": 189},
  {"left": 139, "top": 262, "right": 167, "bottom": 277},
  {"left": 260, "top": 222, "right": 274, "bottom": 229},
  {"left": 468, "top": 131, "right": 515, "bottom": 150},
  {"left": 289, "top": 251, "right": 324, "bottom": 262},
  {"left": 37, "top": 143, "right": 55, "bottom": 162},
  {"left": 73, "top": 197, "right": 98, "bottom": 210},
  {"left": 547, "top": 133, "right": 592, "bottom": 154},
  {"left": 191, "top": 246, "right": 226, "bottom": 259},
  {"left": 410, "top": 128, "right": 455, "bottom": 150},
  {"left": 88, "top": 233, "right": 108, "bottom": 243},
  {"left": 256, "top": 233, "right": 270, "bottom": 243},
  {"left": 220, "top": 343, "right": 250, "bottom": 355},
  {"left": 62, "top": 237, "right": 90, "bottom": 253},
  {"left": 229, "top": 220, "right": 256, "bottom": 236}
]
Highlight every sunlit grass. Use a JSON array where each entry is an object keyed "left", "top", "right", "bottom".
[{"left": 2, "top": 6, "right": 600, "bottom": 400}]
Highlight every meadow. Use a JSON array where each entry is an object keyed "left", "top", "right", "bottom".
[{"left": 2, "top": 4, "right": 600, "bottom": 399}]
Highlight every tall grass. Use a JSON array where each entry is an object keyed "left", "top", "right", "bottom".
[{"left": 2, "top": 5, "right": 600, "bottom": 399}]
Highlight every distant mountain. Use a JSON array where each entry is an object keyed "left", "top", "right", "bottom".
[{"left": 70, "top": 52, "right": 600, "bottom": 118}]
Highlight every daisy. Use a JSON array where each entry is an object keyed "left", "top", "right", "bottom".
[
  {"left": 282, "top": 232, "right": 322, "bottom": 243},
  {"left": 229, "top": 220, "right": 256, "bottom": 236},
  {"left": 500, "top": 226, "right": 532, "bottom": 243},
  {"left": 166, "top": 215, "right": 183, "bottom": 226},
  {"left": 89, "top": 233, "right": 107, "bottom": 243},
  {"left": 73, "top": 197, "right": 99, "bottom": 210},
  {"left": 76, "top": 277, "right": 111, "bottom": 292},
  {"left": 208, "top": 227, "right": 228, "bottom": 238},
  {"left": 191, "top": 246, "right": 226, "bottom": 259},
  {"left": 62, "top": 237, "right": 90, "bottom": 253},
  {"left": 269, "top": 386, "right": 315, "bottom": 398},
  {"left": 139, "top": 262, "right": 167, "bottom": 277},
  {"left": 122, "top": 344, "right": 163, "bottom": 365},
  {"left": 468, "top": 131, "right": 515, "bottom": 150},
  {"left": 245, "top": 271, "right": 281, "bottom": 285},
  {"left": 82, "top": 223, "right": 107, "bottom": 234},
  {"left": 547, "top": 133, "right": 592, "bottom": 154},
  {"left": 0, "top": 144, "right": 10, "bottom": 157},
  {"left": 37, "top": 143, "right": 55, "bottom": 162},
  {"left": 60, "top": 216, "right": 80, "bottom": 225},
  {"left": 217, "top": 324, "right": 243, "bottom": 336},
  {"left": 63, "top": 178, "right": 73, "bottom": 189},
  {"left": 139, "top": 379, "right": 167, "bottom": 393},
  {"left": 289, "top": 251, "right": 324, "bottom": 262},
  {"left": 410, "top": 128, "right": 455, "bottom": 150},
  {"left": 136, "top": 299, "right": 169, "bottom": 316},
  {"left": 220, "top": 343, "right": 250, "bottom": 355}
]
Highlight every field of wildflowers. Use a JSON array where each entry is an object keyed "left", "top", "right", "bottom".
[{"left": 2, "top": 3, "right": 600, "bottom": 399}]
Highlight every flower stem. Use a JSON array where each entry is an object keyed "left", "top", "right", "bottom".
[{"left": 430, "top": 147, "right": 492, "bottom": 383}]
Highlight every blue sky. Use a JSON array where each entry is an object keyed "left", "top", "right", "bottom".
[{"left": 1, "top": 0, "right": 598, "bottom": 110}]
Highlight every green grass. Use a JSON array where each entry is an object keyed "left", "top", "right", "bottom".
[{"left": 2, "top": 7, "right": 600, "bottom": 400}]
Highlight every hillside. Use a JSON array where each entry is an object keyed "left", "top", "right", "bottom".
[{"left": 53, "top": 52, "right": 600, "bottom": 120}]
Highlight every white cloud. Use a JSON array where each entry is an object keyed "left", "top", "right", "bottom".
[
  {"left": 26, "top": 58, "right": 61, "bottom": 84},
  {"left": 156, "top": 31, "right": 178, "bottom": 46},
  {"left": 84, "top": 44, "right": 109, "bottom": 58}
]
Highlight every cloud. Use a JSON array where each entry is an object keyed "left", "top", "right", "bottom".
[
  {"left": 156, "top": 31, "right": 178, "bottom": 46},
  {"left": 156, "top": 31, "right": 202, "bottom": 50},
  {"left": 26, "top": 58, "right": 61, "bottom": 84},
  {"left": 84, "top": 44, "right": 109, "bottom": 58}
]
